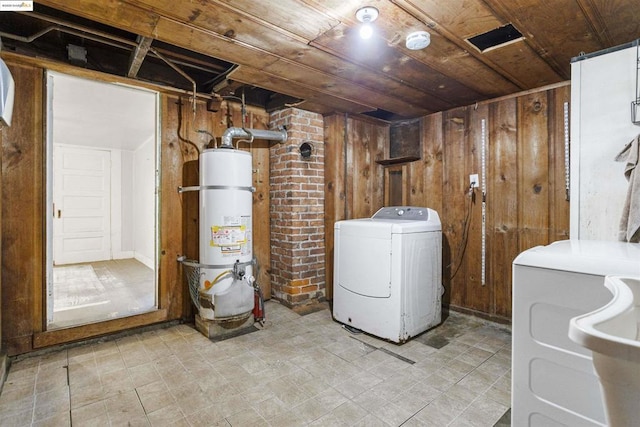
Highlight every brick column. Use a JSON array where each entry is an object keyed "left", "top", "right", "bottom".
[{"left": 269, "top": 108, "right": 325, "bottom": 306}]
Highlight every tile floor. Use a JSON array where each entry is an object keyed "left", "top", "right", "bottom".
[
  {"left": 51, "top": 259, "right": 156, "bottom": 329},
  {"left": 0, "top": 301, "right": 511, "bottom": 426}
]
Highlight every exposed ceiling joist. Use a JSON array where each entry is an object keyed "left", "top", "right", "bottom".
[{"left": 127, "top": 35, "right": 153, "bottom": 78}]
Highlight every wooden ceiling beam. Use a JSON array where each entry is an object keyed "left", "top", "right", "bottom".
[
  {"left": 127, "top": 0, "right": 446, "bottom": 114},
  {"left": 390, "top": 0, "right": 533, "bottom": 89},
  {"left": 480, "top": 0, "right": 604, "bottom": 79},
  {"left": 37, "top": 0, "right": 430, "bottom": 117},
  {"left": 127, "top": 35, "right": 153, "bottom": 78}
]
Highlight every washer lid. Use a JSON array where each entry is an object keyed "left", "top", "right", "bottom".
[
  {"left": 513, "top": 240, "right": 640, "bottom": 276},
  {"left": 336, "top": 217, "right": 439, "bottom": 233}
]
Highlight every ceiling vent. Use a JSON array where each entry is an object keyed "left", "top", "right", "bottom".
[{"left": 467, "top": 23, "right": 523, "bottom": 52}]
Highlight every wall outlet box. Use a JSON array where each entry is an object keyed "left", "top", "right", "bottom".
[{"left": 469, "top": 174, "right": 479, "bottom": 188}]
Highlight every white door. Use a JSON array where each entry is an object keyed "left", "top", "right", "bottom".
[{"left": 53, "top": 145, "right": 111, "bottom": 265}]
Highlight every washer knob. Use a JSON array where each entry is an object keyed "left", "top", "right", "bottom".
[{"left": 397, "top": 209, "right": 404, "bottom": 216}]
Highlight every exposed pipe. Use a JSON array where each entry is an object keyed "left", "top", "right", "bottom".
[
  {"left": 220, "top": 127, "right": 287, "bottom": 148},
  {"left": 4, "top": 12, "right": 219, "bottom": 102}
]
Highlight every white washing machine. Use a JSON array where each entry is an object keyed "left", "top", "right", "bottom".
[
  {"left": 512, "top": 240, "right": 640, "bottom": 426},
  {"left": 333, "top": 206, "right": 442, "bottom": 343}
]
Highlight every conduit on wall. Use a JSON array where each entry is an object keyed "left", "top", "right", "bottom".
[{"left": 481, "top": 118, "right": 487, "bottom": 286}]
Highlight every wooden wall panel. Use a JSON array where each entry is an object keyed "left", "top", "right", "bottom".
[
  {"left": 323, "top": 115, "right": 346, "bottom": 301},
  {"left": 324, "top": 83, "right": 570, "bottom": 322},
  {"left": 517, "top": 92, "right": 551, "bottom": 252},
  {"left": 442, "top": 108, "right": 469, "bottom": 309},
  {"left": 465, "top": 104, "right": 490, "bottom": 314},
  {"left": 0, "top": 56, "right": 273, "bottom": 355},
  {"left": 323, "top": 114, "right": 388, "bottom": 299},
  {"left": 1, "top": 63, "right": 44, "bottom": 354},
  {"left": 488, "top": 98, "right": 519, "bottom": 319},
  {"left": 408, "top": 113, "right": 443, "bottom": 212}
]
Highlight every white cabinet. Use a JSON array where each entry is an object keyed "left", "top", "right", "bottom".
[{"left": 570, "top": 41, "right": 639, "bottom": 240}]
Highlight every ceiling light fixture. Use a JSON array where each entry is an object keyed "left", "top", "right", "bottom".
[
  {"left": 355, "top": 6, "right": 379, "bottom": 40},
  {"left": 406, "top": 31, "right": 431, "bottom": 50}
]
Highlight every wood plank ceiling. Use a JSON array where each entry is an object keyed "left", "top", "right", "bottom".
[{"left": 5, "top": 0, "right": 640, "bottom": 119}]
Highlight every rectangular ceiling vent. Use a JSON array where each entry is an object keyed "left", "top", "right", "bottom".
[{"left": 467, "top": 23, "right": 523, "bottom": 52}]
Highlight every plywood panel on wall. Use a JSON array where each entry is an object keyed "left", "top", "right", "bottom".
[
  {"left": 324, "top": 83, "right": 570, "bottom": 321},
  {"left": 324, "top": 114, "right": 388, "bottom": 300},
  {"left": 1, "top": 62, "right": 44, "bottom": 354}
]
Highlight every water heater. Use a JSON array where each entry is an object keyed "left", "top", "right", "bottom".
[
  {"left": 179, "top": 126, "right": 286, "bottom": 329},
  {"left": 198, "top": 148, "right": 254, "bottom": 321}
]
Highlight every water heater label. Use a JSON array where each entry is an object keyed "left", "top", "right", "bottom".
[{"left": 210, "top": 225, "right": 247, "bottom": 252}]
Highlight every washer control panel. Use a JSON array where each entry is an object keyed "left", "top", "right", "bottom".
[{"left": 372, "top": 206, "right": 430, "bottom": 220}]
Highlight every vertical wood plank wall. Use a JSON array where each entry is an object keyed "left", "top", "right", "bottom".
[
  {"left": 0, "top": 56, "right": 272, "bottom": 355},
  {"left": 325, "top": 83, "right": 570, "bottom": 321},
  {"left": 324, "top": 115, "right": 388, "bottom": 300}
]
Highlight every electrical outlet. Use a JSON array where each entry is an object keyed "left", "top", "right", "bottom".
[{"left": 469, "top": 174, "right": 479, "bottom": 188}]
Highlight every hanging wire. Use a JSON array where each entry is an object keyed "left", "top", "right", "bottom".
[{"left": 448, "top": 185, "right": 475, "bottom": 279}]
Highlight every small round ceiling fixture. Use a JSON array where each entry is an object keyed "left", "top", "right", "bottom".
[
  {"left": 355, "top": 6, "right": 379, "bottom": 40},
  {"left": 406, "top": 31, "right": 431, "bottom": 50}
]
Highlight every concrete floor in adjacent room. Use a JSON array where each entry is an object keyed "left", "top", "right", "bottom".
[
  {"left": 50, "top": 259, "right": 156, "bottom": 330},
  {"left": 0, "top": 301, "right": 511, "bottom": 426}
]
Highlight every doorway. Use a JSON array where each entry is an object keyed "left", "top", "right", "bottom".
[{"left": 45, "top": 71, "right": 159, "bottom": 329}]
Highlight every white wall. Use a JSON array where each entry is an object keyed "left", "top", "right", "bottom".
[
  {"left": 133, "top": 136, "right": 155, "bottom": 268},
  {"left": 570, "top": 43, "right": 640, "bottom": 240},
  {"left": 48, "top": 71, "right": 157, "bottom": 265},
  {"left": 111, "top": 149, "right": 134, "bottom": 259}
]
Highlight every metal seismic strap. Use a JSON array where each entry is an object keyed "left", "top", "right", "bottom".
[
  {"left": 178, "top": 257, "right": 253, "bottom": 270},
  {"left": 178, "top": 185, "right": 255, "bottom": 193}
]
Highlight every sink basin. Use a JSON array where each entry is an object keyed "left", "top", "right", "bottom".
[{"left": 569, "top": 275, "right": 640, "bottom": 426}]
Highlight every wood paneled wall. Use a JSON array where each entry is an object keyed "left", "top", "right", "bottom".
[
  {"left": 324, "top": 114, "right": 388, "bottom": 300},
  {"left": 324, "top": 83, "right": 570, "bottom": 321},
  {"left": 0, "top": 54, "right": 272, "bottom": 355}
]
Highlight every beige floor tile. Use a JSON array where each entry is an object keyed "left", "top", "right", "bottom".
[
  {"left": 0, "top": 304, "right": 512, "bottom": 427},
  {"left": 137, "top": 380, "right": 175, "bottom": 414},
  {"left": 70, "top": 400, "right": 108, "bottom": 424},
  {"left": 32, "top": 410, "right": 71, "bottom": 427},
  {"left": 69, "top": 381, "right": 106, "bottom": 409},
  {"left": 390, "top": 381, "right": 441, "bottom": 414},
  {"left": 100, "top": 367, "right": 135, "bottom": 397},
  {"left": 33, "top": 385, "right": 70, "bottom": 422},
  {"left": 250, "top": 395, "right": 288, "bottom": 420},
  {"left": 0, "top": 408, "right": 33, "bottom": 427},
  {"left": 351, "top": 389, "right": 391, "bottom": 414},
  {"left": 456, "top": 368, "right": 496, "bottom": 395},
  {"left": 128, "top": 362, "right": 162, "bottom": 388},
  {"left": 185, "top": 404, "right": 229, "bottom": 427},
  {"left": 226, "top": 407, "right": 268, "bottom": 426},
  {"left": 267, "top": 410, "right": 307, "bottom": 427},
  {"left": 171, "top": 382, "right": 213, "bottom": 417},
  {"left": 371, "top": 400, "right": 414, "bottom": 426},
  {"left": 215, "top": 395, "right": 254, "bottom": 420},
  {"left": 350, "top": 413, "right": 392, "bottom": 427},
  {"left": 146, "top": 403, "right": 185, "bottom": 426},
  {"left": 327, "top": 400, "right": 369, "bottom": 425}
]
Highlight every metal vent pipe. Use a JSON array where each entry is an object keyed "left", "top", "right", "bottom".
[{"left": 221, "top": 127, "right": 287, "bottom": 148}]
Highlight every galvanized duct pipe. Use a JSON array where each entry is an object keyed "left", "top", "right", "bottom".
[{"left": 221, "top": 127, "right": 287, "bottom": 148}]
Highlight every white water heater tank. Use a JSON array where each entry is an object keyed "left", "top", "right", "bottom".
[{"left": 198, "top": 148, "right": 254, "bottom": 320}]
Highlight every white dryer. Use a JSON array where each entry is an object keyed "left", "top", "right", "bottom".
[{"left": 333, "top": 206, "right": 442, "bottom": 343}]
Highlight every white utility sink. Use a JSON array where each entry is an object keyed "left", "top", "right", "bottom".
[{"left": 569, "top": 275, "right": 640, "bottom": 427}]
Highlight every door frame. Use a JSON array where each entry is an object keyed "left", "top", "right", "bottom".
[{"left": 44, "top": 70, "right": 161, "bottom": 329}]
